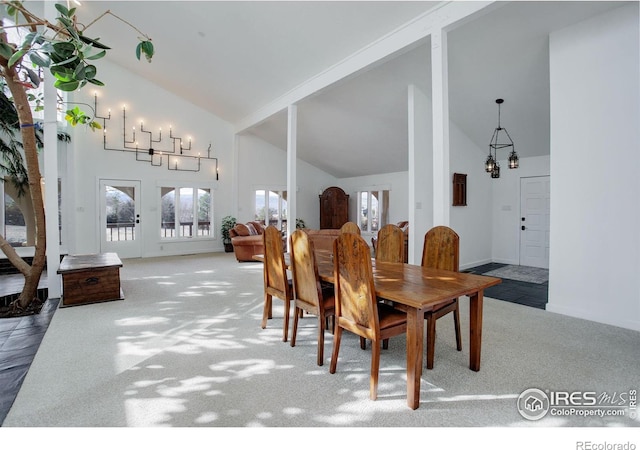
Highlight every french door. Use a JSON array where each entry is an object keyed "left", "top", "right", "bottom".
[
  {"left": 99, "top": 179, "right": 142, "bottom": 258},
  {"left": 519, "top": 176, "right": 550, "bottom": 269}
]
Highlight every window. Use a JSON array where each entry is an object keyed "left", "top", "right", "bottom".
[
  {"left": 3, "top": 191, "right": 27, "bottom": 247},
  {"left": 357, "top": 189, "right": 389, "bottom": 233},
  {"left": 160, "top": 185, "right": 213, "bottom": 239},
  {"left": 1, "top": 176, "right": 64, "bottom": 247},
  {"left": 254, "top": 189, "right": 287, "bottom": 232}
]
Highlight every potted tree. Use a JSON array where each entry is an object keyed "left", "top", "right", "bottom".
[
  {"left": 0, "top": 2, "right": 154, "bottom": 316},
  {"left": 221, "top": 215, "right": 236, "bottom": 253}
]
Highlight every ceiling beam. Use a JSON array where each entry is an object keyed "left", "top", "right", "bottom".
[{"left": 234, "top": 1, "right": 495, "bottom": 134}]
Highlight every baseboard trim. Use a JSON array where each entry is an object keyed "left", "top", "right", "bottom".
[
  {"left": 460, "top": 258, "right": 493, "bottom": 271},
  {"left": 546, "top": 303, "right": 640, "bottom": 332}
]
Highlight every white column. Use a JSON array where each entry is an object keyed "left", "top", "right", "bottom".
[
  {"left": 231, "top": 133, "right": 239, "bottom": 220},
  {"left": 407, "top": 84, "right": 432, "bottom": 264},
  {"left": 431, "top": 28, "right": 450, "bottom": 226},
  {"left": 286, "top": 105, "right": 297, "bottom": 250},
  {"left": 44, "top": 1, "right": 61, "bottom": 299}
]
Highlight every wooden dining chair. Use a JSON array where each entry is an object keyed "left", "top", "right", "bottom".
[
  {"left": 340, "top": 221, "right": 361, "bottom": 235},
  {"left": 289, "top": 230, "right": 336, "bottom": 366},
  {"left": 421, "top": 225, "right": 462, "bottom": 369},
  {"left": 261, "top": 225, "right": 293, "bottom": 342},
  {"left": 329, "top": 233, "right": 407, "bottom": 400},
  {"left": 375, "top": 224, "right": 405, "bottom": 263}
]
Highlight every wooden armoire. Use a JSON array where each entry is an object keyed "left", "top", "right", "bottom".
[{"left": 319, "top": 186, "right": 349, "bottom": 229}]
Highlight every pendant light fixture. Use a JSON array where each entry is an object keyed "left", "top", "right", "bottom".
[{"left": 486, "top": 98, "right": 519, "bottom": 178}]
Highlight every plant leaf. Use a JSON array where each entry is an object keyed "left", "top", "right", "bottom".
[
  {"left": 73, "top": 63, "right": 86, "bottom": 80},
  {"left": 25, "top": 68, "right": 41, "bottom": 87},
  {"left": 87, "top": 78, "right": 105, "bottom": 86},
  {"left": 29, "top": 51, "right": 50, "bottom": 68},
  {"left": 55, "top": 3, "right": 70, "bottom": 17},
  {"left": 51, "top": 67, "right": 74, "bottom": 81},
  {"left": 7, "top": 49, "right": 25, "bottom": 67},
  {"left": 83, "top": 64, "right": 97, "bottom": 79},
  {"left": 0, "top": 43, "right": 13, "bottom": 60},
  {"left": 55, "top": 79, "right": 80, "bottom": 91},
  {"left": 51, "top": 54, "right": 79, "bottom": 67},
  {"left": 141, "top": 40, "right": 154, "bottom": 62},
  {"left": 78, "top": 35, "right": 111, "bottom": 50},
  {"left": 52, "top": 41, "right": 75, "bottom": 58},
  {"left": 85, "top": 49, "right": 106, "bottom": 61}
]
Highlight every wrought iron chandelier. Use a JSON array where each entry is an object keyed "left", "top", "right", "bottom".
[{"left": 485, "top": 98, "right": 519, "bottom": 178}]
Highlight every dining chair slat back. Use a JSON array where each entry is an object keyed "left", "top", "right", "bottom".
[
  {"left": 289, "top": 230, "right": 335, "bottom": 365},
  {"left": 261, "top": 225, "right": 293, "bottom": 342},
  {"left": 375, "top": 224, "right": 405, "bottom": 263},
  {"left": 421, "top": 225, "right": 462, "bottom": 369},
  {"left": 340, "top": 221, "right": 361, "bottom": 235},
  {"left": 421, "top": 225, "right": 459, "bottom": 271},
  {"left": 330, "top": 233, "right": 407, "bottom": 400}
]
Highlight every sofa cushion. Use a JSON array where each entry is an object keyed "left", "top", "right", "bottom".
[
  {"left": 248, "top": 221, "right": 265, "bottom": 234},
  {"left": 246, "top": 223, "right": 257, "bottom": 235},
  {"left": 234, "top": 223, "right": 252, "bottom": 236}
]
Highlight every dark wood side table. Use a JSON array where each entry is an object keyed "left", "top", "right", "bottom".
[{"left": 57, "top": 253, "right": 124, "bottom": 307}]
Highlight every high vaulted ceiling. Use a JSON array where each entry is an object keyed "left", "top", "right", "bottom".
[{"left": 67, "top": 1, "right": 624, "bottom": 178}]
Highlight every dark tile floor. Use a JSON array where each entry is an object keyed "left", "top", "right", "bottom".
[
  {"left": 0, "top": 297, "right": 58, "bottom": 425},
  {"left": 464, "top": 262, "right": 549, "bottom": 310},
  {"left": 0, "top": 263, "right": 547, "bottom": 425}
]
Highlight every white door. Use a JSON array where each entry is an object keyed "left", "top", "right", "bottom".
[
  {"left": 519, "top": 176, "right": 550, "bottom": 269},
  {"left": 99, "top": 179, "right": 142, "bottom": 258}
]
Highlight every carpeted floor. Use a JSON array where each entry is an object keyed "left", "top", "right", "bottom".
[{"left": 3, "top": 252, "right": 638, "bottom": 432}]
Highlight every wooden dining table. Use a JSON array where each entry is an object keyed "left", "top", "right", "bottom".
[{"left": 254, "top": 250, "right": 501, "bottom": 410}]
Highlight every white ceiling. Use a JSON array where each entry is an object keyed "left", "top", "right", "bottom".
[{"left": 72, "top": 1, "right": 624, "bottom": 178}]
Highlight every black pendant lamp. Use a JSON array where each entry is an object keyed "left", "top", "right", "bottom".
[{"left": 486, "top": 98, "right": 519, "bottom": 178}]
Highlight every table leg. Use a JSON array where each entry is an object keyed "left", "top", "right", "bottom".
[
  {"left": 469, "top": 290, "right": 484, "bottom": 371},
  {"left": 406, "top": 307, "right": 424, "bottom": 410}
]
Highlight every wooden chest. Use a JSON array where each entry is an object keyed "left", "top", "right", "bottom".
[{"left": 58, "top": 253, "right": 124, "bottom": 307}]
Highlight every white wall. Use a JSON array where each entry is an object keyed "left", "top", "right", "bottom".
[
  {"left": 67, "top": 59, "right": 235, "bottom": 257},
  {"left": 490, "top": 155, "right": 550, "bottom": 265},
  {"left": 236, "top": 133, "right": 336, "bottom": 228},
  {"left": 449, "top": 120, "right": 494, "bottom": 270},
  {"left": 547, "top": 4, "right": 640, "bottom": 331}
]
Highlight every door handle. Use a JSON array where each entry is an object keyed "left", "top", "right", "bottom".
[{"left": 521, "top": 225, "right": 526, "bottom": 231}]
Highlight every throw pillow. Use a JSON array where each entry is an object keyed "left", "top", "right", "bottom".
[{"left": 234, "top": 223, "right": 251, "bottom": 236}]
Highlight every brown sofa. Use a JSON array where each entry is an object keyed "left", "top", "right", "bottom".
[{"left": 230, "top": 221, "right": 267, "bottom": 262}]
